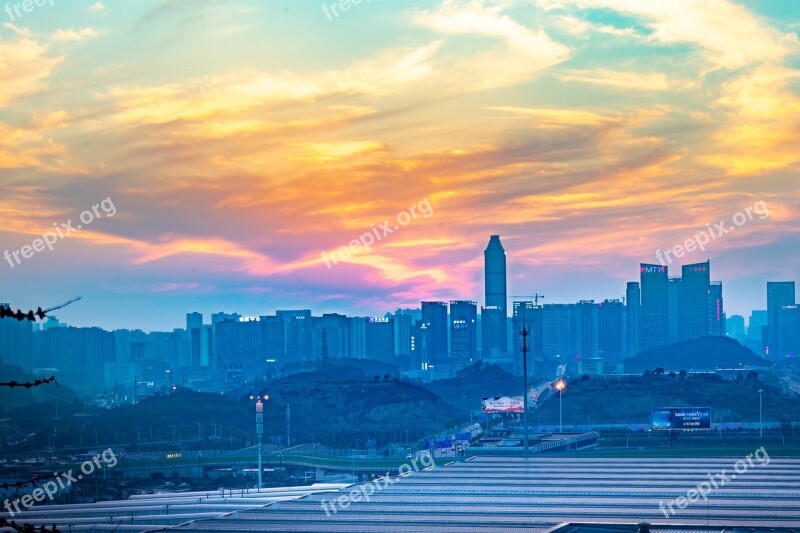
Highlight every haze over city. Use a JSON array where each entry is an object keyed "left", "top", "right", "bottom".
[{"left": 1, "top": 1, "right": 799, "bottom": 331}]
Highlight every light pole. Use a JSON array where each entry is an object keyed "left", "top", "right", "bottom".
[
  {"left": 251, "top": 394, "right": 269, "bottom": 490},
  {"left": 520, "top": 319, "right": 530, "bottom": 458},
  {"left": 554, "top": 379, "right": 567, "bottom": 433},
  {"left": 758, "top": 389, "right": 764, "bottom": 439}
]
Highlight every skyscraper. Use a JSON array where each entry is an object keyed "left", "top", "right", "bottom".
[
  {"left": 482, "top": 235, "right": 507, "bottom": 358},
  {"left": 277, "top": 310, "right": 313, "bottom": 362},
  {"left": 512, "top": 301, "right": 542, "bottom": 376},
  {"left": 640, "top": 264, "right": 669, "bottom": 352},
  {"left": 576, "top": 300, "right": 599, "bottom": 359},
  {"left": 186, "top": 312, "right": 204, "bottom": 368},
  {"left": 625, "top": 282, "right": 641, "bottom": 358},
  {"left": 679, "top": 261, "right": 711, "bottom": 341},
  {"left": 767, "top": 281, "right": 796, "bottom": 357},
  {"left": 709, "top": 282, "right": 725, "bottom": 336},
  {"left": 393, "top": 311, "right": 413, "bottom": 366},
  {"left": 598, "top": 299, "right": 625, "bottom": 365},
  {"left": 365, "top": 317, "right": 394, "bottom": 362},
  {"left": 450, "top": 301, "right": 477, "bottom": 369},
  {"left": 778, "top": 306, "right": 800, "bottom": 358},
  {"left": 421, "top": 301, "right": 448, "bottom": 365}
]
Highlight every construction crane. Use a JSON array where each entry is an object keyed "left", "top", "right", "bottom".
[{"left": 511, "top": 294, "right": 545, "bottom": 305}]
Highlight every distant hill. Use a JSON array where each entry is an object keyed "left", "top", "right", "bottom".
[
  {"left": 265, "top": 362, "right": 460, "bottom": 447},
  {"left": 422, "top": 362, "right": 524, "bottom": 413},
  {"left": 625, "top": 336, "right": 770, "bottom": 373},
  {"left": 534, "top": 372, "right": 800, "bottom": 425}
]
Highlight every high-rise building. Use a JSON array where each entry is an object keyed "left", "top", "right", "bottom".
[
  {"left": 0, "top": 303, "right": 33, "bottom": 367},
  {"left": 512, "top": 301, "right": 541, "bottom": 376},
  {"left": 313, "top": 313, "right": 351, "bottom": 360},
  {"left": 410, "top": 320, "right": 426, "bottom": 370},
  {"left": 35, "top": 326, "right": 115, "bottom": 395},
  {"left": 767, "top": 282, "right": 796, "bottom": 357},
  {"left": 576, "top": 300, "right": 599, "bottom": 359},
  {"left": 727, "top": 315, "right": 746, "bottom": 343},
  {"left": 450, "top": 301, "right": 477, "bottom": 369},
  {"left": 778, "top": 306, "right": 800, "bottom": 358},
  {"left": 350, "top": 317, "right": 366, "bottom": 359},
  {"left": 747, "top": 310, "right": 768, "bottom": 355},
  {"left": 679, "top": 261, "right": 711, "bottom": 341},
  {"left": 625, "top": 282, "right": 641, "bottom": 358},
  {"left": 482, "top": 235, "right": 507, "bottom": 358},
  {"left": 598, "top": 299, "right": 625, "bottom": 365},
  {"left": 365, "top": 317, "right": 394, "bottom": 362},
  {"left": 277, "top": 310, "right": 313, "bottom": 362},
  {"left": 709, "top": 282, "right": 725, "bottom": 336},
  {"left": 640, "top": 264, "right": 669, "bottom": 352},
  {"left": 542, "top": 303, "right": 577, "bottom": 359},
  {"left": 211, "top": 312, "right": 240, "bottom": 365},
  {"left": 186, "top": 312, "right": 204, "bottom": 368},
  {"left": 421, "top": 301, "right": 448, "bottom": 366},
  {"left": 393, "top": 311, "right": 413, "bottom": 365}
]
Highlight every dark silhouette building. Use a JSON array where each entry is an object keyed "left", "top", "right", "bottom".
[
  {"left": 482, "top": 235, "right": 507, "bottom": 358},
  {"left": 421, "top": 301, "right": 448, "bottom": 366},
  {"left": 640, "top": 264, "right": 669, "bottom": 352},
  {"left": 767, "top": 281, "right": 796, "bottom": 357},
  {"left": 450, "top": 300, "right": 477, "bottom": 369},
  {"left": 679, "top": 261, "right": 711, "bottom": 341},
  {"left": 625, "top": 282, "right": 641, "bottom": 358}
]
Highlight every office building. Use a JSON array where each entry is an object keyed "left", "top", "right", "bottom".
[
  {"left": 482, "top": 235, "right": 508, "bottom": 357},
  {"left": 625, "top": 282, "right": 640, "bottom": 358},
  {"left": 778, "top": 305, "right": 800, "bottom": 358},
  {"left": 640, "top": 264, "right": 669, "bottom": 352},
  {"left": 421, "top": 301, "right": 448, "bottom": 366},
  {"left": 277, "top": 310, "right": 313, "bottom": 362},
  {"left": 767, "top": 281, "right": 796, "bottom": 357},
  {"left": 393, "top": 311, "right": 413, "bottom": 366},
  {"left": 450, "top": 300, "right": 477, "bottom": 369},
  {"left": 365, "top": 317, "right": 394, "bottom": 362},
  {"left": 511, "top": 301, "right": 541, "bottom": 376},
  {"left": 679, "top": 261, "right": 711, "bottom": 341},
  {"left": 576, "top": 300, "right": 599, "bottom": 359},
  {"left": 727, "top": 315, "right": 746, "bottom": 343},
  {"left": 598, "top": 299, "right": 625, "bottom": 365},
  {"left": 709, "top": 282, "right": 725, "bottom": 336}
]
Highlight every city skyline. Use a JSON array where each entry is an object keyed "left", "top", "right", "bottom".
[{"left": 1, "top": 1, "right": 799, "bottom": 331}]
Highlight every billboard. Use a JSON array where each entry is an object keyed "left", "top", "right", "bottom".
[
  {"left": 652, "top": 407, "right": 711, "bottom": 430},
  {"left": 482, "top": 396, "right": 524, "bottom": 413}
]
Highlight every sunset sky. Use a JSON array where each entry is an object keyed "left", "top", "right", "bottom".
[{"left": 1, "top": 0, "right": 799, "bottom": 331}]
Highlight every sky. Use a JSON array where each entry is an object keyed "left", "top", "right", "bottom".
[{"left": 0, "top": 0, "right": 799, "bottom": 332}]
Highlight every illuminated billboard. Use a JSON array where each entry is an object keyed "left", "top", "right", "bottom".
[
  {"left": 481, "top": 396, "right": 524, "bottom": 413},
  {"left": 652, "top": 407, "right": 711, "bottom": 430}
]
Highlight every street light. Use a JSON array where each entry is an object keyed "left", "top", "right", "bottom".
[
  {"left": 554, "top": 378, "right": 567, "bottom": 433},
  {"left": 250, "top": 394, "right": 269, "bottom": 489},
  {"left": 758, "top": 389, "right": 764, "bottom": 439}
]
